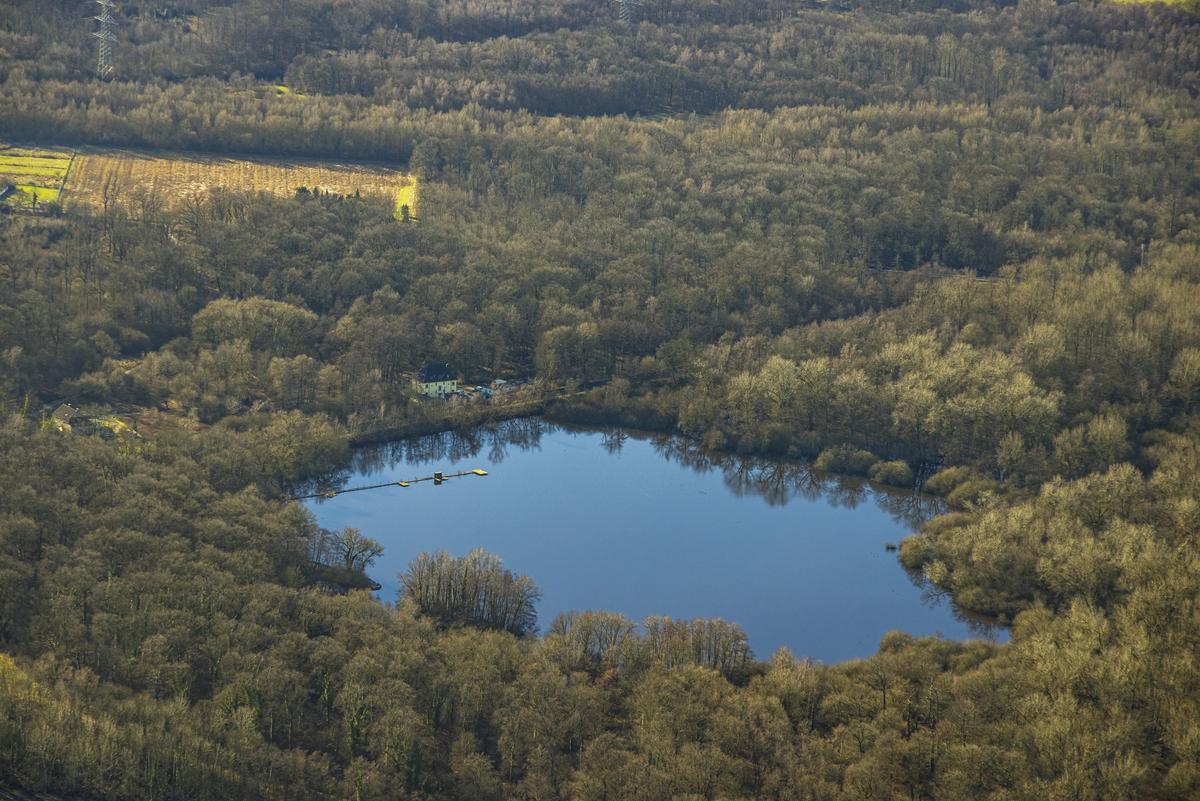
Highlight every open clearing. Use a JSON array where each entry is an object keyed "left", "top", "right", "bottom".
[
  {"left": 69, "top": 150, "right": 416, "bottom": 218},
  {"left": 0, "top": 146, "right": 72, "bottom": 209},
  {"left": 2, "top": 143, "right": 416, "bottom": 218},
  {"left": 395, "top": 182, "right": 418, "bottom": 219}
]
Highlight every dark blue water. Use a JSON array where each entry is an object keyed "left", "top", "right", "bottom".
[{"left": 307, "top": 419, "right": 999, "bottom": 662}]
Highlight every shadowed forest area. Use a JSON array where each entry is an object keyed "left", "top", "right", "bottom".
[{"left": 0, "top": 0, "right": 1199, "bottom": 799}]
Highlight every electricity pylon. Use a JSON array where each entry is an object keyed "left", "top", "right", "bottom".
[{"left": 93, "top": 1, "right": 118, "bottom": 80}]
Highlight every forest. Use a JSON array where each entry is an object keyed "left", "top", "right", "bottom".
[{"left": 1, "top": 0, "right": 1199, "bottom": 799}]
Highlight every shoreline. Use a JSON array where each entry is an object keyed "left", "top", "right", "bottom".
[{"left": 340, "top": 406, "right": 1013, "bottom": 637}]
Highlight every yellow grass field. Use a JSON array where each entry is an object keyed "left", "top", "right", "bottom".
[
  {"left": 394, "top": 182, "right": 418, "bottom": 219},
  {"left": 0, "top": 146, "right": 72, "bottom": 209},
  {"left": 0, "top": 158, "right": 70, "bottom": 173},
  {"left": 5, "top": 164, "right": 68, "bottom": 177},
  {"left": 65, "top": 150, "right": 417, "bottom": 217}
]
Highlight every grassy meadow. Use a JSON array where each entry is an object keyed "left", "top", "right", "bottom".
[
  {"left": 0, "top": 146, "right": 71, "bottom": 209},
  {"left": 394, "top": 181, "right": 418, "bottom": 219}
]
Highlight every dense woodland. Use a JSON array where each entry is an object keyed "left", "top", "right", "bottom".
[{"left": 1, "top": 0, "right": 1199, "bottom": 799}]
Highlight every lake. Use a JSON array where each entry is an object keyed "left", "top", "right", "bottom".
[{"left": 306, "top": 418, "right": 1000, "bottom": 663}]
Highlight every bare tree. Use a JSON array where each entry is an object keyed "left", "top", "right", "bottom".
[
  {"left": 311, "top": 527, "right": 383, "bottom": 572},
  {"left": 642, "top": 616, "right": 753, "bottom": 680},
  {"left": 548, "top": 610, "right": 636, "bottom": 668},
  {"left": 399, "top": 548, "right": 540, "bottom": 636}
]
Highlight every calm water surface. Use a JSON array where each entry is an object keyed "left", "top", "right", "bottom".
[{"left": 307, "top": 419, "right": 999, "bottom": 662}]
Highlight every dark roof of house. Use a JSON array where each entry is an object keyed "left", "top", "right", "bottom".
[
  {"left": 51, "top": 403, "right": 79, "bottom": 422},
  {"left": 418, "top": 361, "right": 456, "bottom": 383}
]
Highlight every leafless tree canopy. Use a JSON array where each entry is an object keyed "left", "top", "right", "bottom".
[
  {"left": 399, "top": 548, "right": 541, "bottom": 636},
  {"left": 548, "top": 610, "right": 637, "bottom": 668},
  {"left": 642, "top": 616, "right": 753, "bottom": 680},
  {"left": 548, "top": 610, "right": 752, "bottom": 680},
  {"left": 310, "top": 526, "right": 383, "bottom": 572}
]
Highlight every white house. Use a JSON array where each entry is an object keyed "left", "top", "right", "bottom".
[{"left": 416, "top": 361, "right": 458, "bottom": 398}]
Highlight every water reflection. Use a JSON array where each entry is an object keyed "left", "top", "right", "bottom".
[
  {"left": 352, "top": 417, "right": 552, "bottom": 474},
  {"left": 309, "top": 417, "right": 1006, "bottom": 659},
  {"left": 350, "top": 419, "right": 945, "bottom": 532},
  {"left": 600, "top": 429, "right": 629, "bottom": 455}
]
